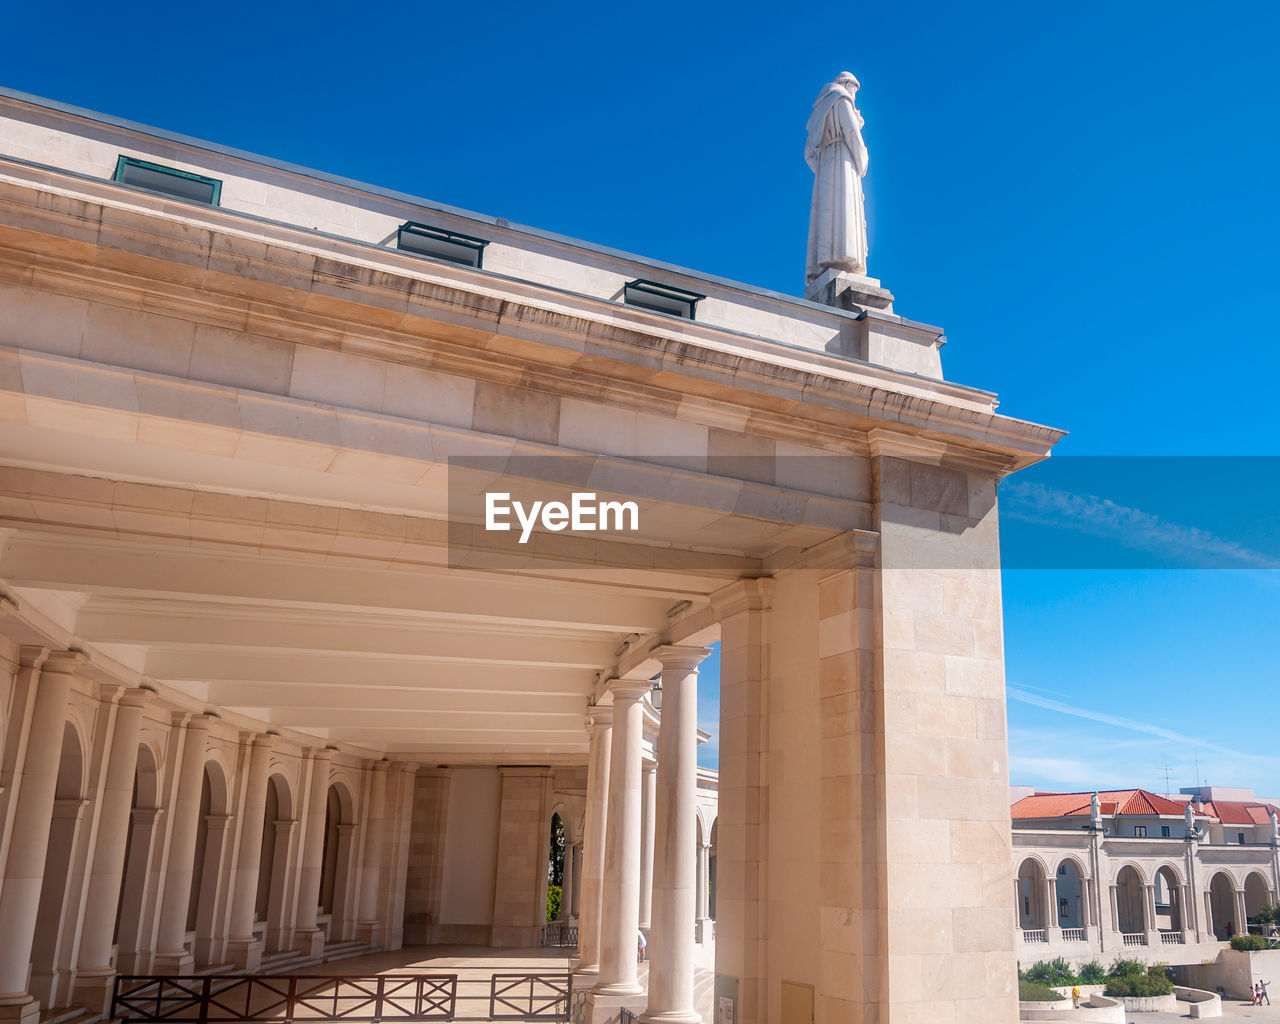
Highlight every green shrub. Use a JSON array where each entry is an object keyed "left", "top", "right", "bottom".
[
  {"left": 1077, "top": 960, "right": 1106, "bottom": 984},
  {"left": 1250, "top": 902, "right": 1280, "bottom": 926},
  {"left": 1107, "top": 957, "right": 1148, "bottom": 979},
  {"left": 1231, "top": 933, "right": 1268, "bottom": 951},
  {"left": 1018, "top": 980, "right": 1065, "bottom": 1002},
  {"left": 1024, "top": 958, "right": 1076, "bottom": 986},
  {"left": 1103, "top": 972, "right": 1173, "bottom": 998},
  {"left": 545, "top": 884, "right": 561, "bottom": 922}
]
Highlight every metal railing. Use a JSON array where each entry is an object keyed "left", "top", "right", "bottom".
[
  {"left": 618, "top": 1009, "right": 639, "bottom": 1024},
  {"left": 112, "top": 972, "right": 572, "bottom": 1023},
  {"left": 1021, "top": 929, "right": 1047, "bottom": 943},
  {"left": 540, "top": 922, "right": 579, "bottom": 948},
  {"left": 1121, "top": 932, "right": 1148, "bottom": 947},
  {"left": 1061, "top": 928, "right": 1086, "bottom": 942}
]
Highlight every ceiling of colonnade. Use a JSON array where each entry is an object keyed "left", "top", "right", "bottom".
[{"left": 0, "top": 415, "right": 853, "bottom": 759}]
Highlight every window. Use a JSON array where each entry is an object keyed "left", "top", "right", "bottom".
[
  {"left": 113, "top": 156, "right": 221, "bottom": 205},
  {"left": 1161, "top": 825, "right": 1170, "bottom": 837},
  {"left": 1059, "top": 897, "right": 1069, "bottom": 918},
  {"left": 624, "top": 279, "right": 704, "bottom": 320},
  {"left": 397, "top": 223, "right": 488, "bottom": 268},
  {"left": 1133, "top": 825, "right": 1147, "bottom": 837},
  {"left": 1239, "top": 832, "right": 1247, "bottom": 844}
]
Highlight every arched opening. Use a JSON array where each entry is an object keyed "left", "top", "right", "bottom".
[
  {"left": 1055, "top": 859, "right": 1084, "bottom": 930},
  {"left": 258, "top": 773, "right": 294, "bottom": 952},
  {"left": 1208, "top": 871, "right": 1236, "bottom": 940},
  {"left": 1115, "top": 865, "right": 1146, "bottom": 936},
  {"left": 114, "top": 743, "right": 159, "bottom": 972},
  {"left": 1016, "top": 858, "right": 1047, "bottom": 931},
  {"left": 319, "top": 782, "right": 356, "bottom": 940},
  {"left": 547, "top": 812, "right": 565, "bottom": 922},
  {"left": 29, "top": 722, "right": 84, "bottom": 1005},
  {"left": 708, "top": 819, "right": 717, "bottom": 921},
  {"left": 187, "top": 762, "right": 229, "bottom": 965},
  {"left": 1245, "top": 871, "right": 1272, "bottom": 931},
  {"left": 1154, "top": 865, "right": 1182, "bottom": 932}
]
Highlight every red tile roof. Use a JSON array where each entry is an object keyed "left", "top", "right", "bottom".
[
  {"left": 1198, "top": 800, "right": 1279, "bottom": 826},
  {"left": 1012, "top": 788, "right": 1191, "bottom": 820}
]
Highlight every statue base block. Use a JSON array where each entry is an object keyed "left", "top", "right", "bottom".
[{"left": 805, "top": 269, "right": 894, "bottom": 311}]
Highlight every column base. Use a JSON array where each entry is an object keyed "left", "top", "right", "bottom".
[
  {"left": 294, "top": 928, "right": 325, "bottom": 958},
  {"left": 151, "top": 950, "right": 195, "bottom": 974},
  {"left": 0, "top": 996, "right": 40, "bottom": 1024},
  {"left": 586, "top": 990, "right": 645, "bottom": 1024},
  {"left": 73, "top": 970, "right": 116, "bottom": 1020},
  {"left": 355, "top": 920, "right": 381, "bottom": 948},
  {"left": 640, "top": 1011, "right": 702, "bottom": 1024},
  {"left": 226, "top": 937, "right": 264, "bottom": 972}
]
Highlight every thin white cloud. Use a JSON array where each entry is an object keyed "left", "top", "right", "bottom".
[{"left": 1002, "top": 481, "right": 1280, "bottom": 570}]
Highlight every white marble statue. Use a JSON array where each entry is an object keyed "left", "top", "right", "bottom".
[
  {"left": 1090, "top": 791, "right": 1102, "bottom": 830},
  {"left": 805, "top": 72, "right": 870, "bottom": 284},
  {"left": 1271, "top": 807, "right": 1279, "bottom": 843},
  {"left": 1185, "top": 801, "right": 1196, "bottom": 835}
]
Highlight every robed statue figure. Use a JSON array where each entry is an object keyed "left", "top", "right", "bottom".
[{"left": 805, "top": 72, "right": 870, "bottom": 284}]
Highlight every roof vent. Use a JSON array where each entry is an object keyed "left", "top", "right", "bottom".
[
  {"left": 113, "top": 156, "right": 222, "bottom": 205},
  {"left": 397, "top": 222, "right": 488, "bottom": 268},
  {"left": 624, "top": 279, "right": 704, "bottom": 320}
]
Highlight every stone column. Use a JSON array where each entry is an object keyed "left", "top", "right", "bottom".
[
  {"left": 696, "top": 842, "right": 711, "bottom": 934},
  {"left": 1044, "top": 876, "right": 1061, "bottom": 942},
  {"left": 1109, "top": 884, "right": 1120, "bottom": 934},
  {"left": 227, "top": 734, "right": 274, "bottom": 969},
  {"left": 1144, "top": 883, "right": 1160, "bottom": 944},
  {"left": 638, "top": 761, "right": 656, "bottom": 933},
  {"left": 154, "top": 713, "right": 214, "bottom": 973},
  {"left": 0, "top": 649, "right": 79, "bottom": 1024},
  {"left": 558, "top": 837, "right": 575, "bottom": 922},
  {"left": 73, "top": 689, "right": 149, "bottom": 1016},
  {"left": 577, "top": 707, "right": 612, "bottom": 975},
  {"left": 1234, "top": 889, "right": 1248, "bottom": 937},
  {"left": 592, "top": 679, "right": 650, "bottom": 1001},
  {"left": 643, "top": 647, "right": 710, "bottom": 1024},
  {"left": 356, "top": 759, "right": 390, "bottom": 943},
  {"left": 294, "top": 747, "right": 334, "bottom": 957}
]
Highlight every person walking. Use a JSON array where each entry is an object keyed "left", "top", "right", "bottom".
[
  {"left": 1253, "top": 982, "right": 1262, "bottom": 1006},
  {"left": 1070, "top": 984, "right": 1080, "bottom": 1009},
  {"left": 1260, "top": 978, "right": 1272, "bottom": 1005},
  {"left": 636, "top": 928, "right": 647, "bottom": 964}
]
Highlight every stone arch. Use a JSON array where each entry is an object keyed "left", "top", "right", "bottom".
[
  {"left": 1154, "top": 864, "right": 1183, "bottom": 932},
  {"left": 1016, "top": 856, "right": 1048, "bottom": 931},
  {"left": 29, "top": 721, "right": 86, "bottom": 1005},
  {"left": 1245, "top": 870, "right": 1272, "bottom": 927},
  {"left": 187, "top": 760, "right": 230, "bottom": 964},
  {"left": 1208, "top": 870, "right": 1236, "bottom": 940},
  {"left": 1052, "top": 856, "right": 1087, "bottom": 930},
  {"left": 548, "top": 811, "right": 567, "bottom": 922},
  {"left": 1115, "top": 863, "right": 1147, "bottom": 935},
  {"left": 257, "top": 772, "right": 295, "bottom": 951},
  {"left": 320, "top": 779, "right": 357, "bottom": 939}
]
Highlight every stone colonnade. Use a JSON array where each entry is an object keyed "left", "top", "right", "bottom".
[{"left": 0, "top": 643, "right": 417, "bottom": 1024}]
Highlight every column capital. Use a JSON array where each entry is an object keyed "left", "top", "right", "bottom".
[
  {"left": 307, "top": 745, "right": 336, "bottom": 762},
  {"left": 42, "top": 648, "right": 89, "bottom": 676},
  {"left": 362, "top": 757, "right": 393, "bottom": 773},
  {"left": 398, "top": 761, "right": 421, "bottom": 774},
  {"left": 132, "top": 806, "right": 165, "bottom": 825},
  {"left": 119, "top": 687, "right": 155, "bottom": 711},
  {"left": 18, "top": 644, "right": 50, "bottom": 670},
  {"left": 709, "top": 578, "right": 774, "bottom": 620},
  {"left": 653, "top": 645, "right": 713, "bottom": 673},
  {"left": 186, "top": 712, "right": 216, "bottom": 732},
  {"left": 605, "top": 678, "right": 651, "bottom": 702},
  {"left": 586, "top": 705, "right": 613, "bottom": 730}
]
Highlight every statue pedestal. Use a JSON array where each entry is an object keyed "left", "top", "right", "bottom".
[{"left": 804, "top": 269, "right": 894, "bottom": 311}]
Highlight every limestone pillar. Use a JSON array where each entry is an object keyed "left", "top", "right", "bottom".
[
  {"left": 696, "top": 842, "right": 711, "bottom": 930},
  {"left": 558, "top": 836, "right": 575, "bottom": 922},
  {"left": 1109, "top": 884, "right": 1120, "bottom": 935},
  {"left": 154, "top": 713, "right": 214, "bottom": 973},
  {"left": 1144, "top": 883, "right": 1159, "bottom": 944},
  {"left": 356, "top": 759, "right": 390, "bottom": 943},
  {"left": 294, "top": 747, "right": 334, "bottom": 956},
  {"left": 73, "top": 689, "right": 149, "bottom": 1016},
  {"left": 643, "top": 647, "right": 710, "bottom": 1024},
  {"left": 713, "top": 580, "right": 771, "bottom": 1024},
  {"left": 0, "top": 649, "right": 79, "bottom": 1024},
  {"left": 638, "top": 760, "right": 656, "bottom": 933},
  {"left": 1234, "top": 889, "right": 1248, "bottom": 937},
  {"left": 577, "top": 707, "right": 612, "bottom": 974},
  {"left": 1044, "top": 876, "right": 1061, "bottom": 942},
  {"left": 227, "top": 734, "right": 274, "bottom": 969},
  {"left": 593, "top": 679, "right": 650, "bottom": 998}
]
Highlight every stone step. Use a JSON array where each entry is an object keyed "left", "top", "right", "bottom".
[{"left": 39, "top": 1007, "right": 101, "bottom": 1024}]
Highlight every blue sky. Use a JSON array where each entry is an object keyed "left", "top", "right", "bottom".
[{"left": 6, "top": 2, "right": 1278, "bottom": 793}]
